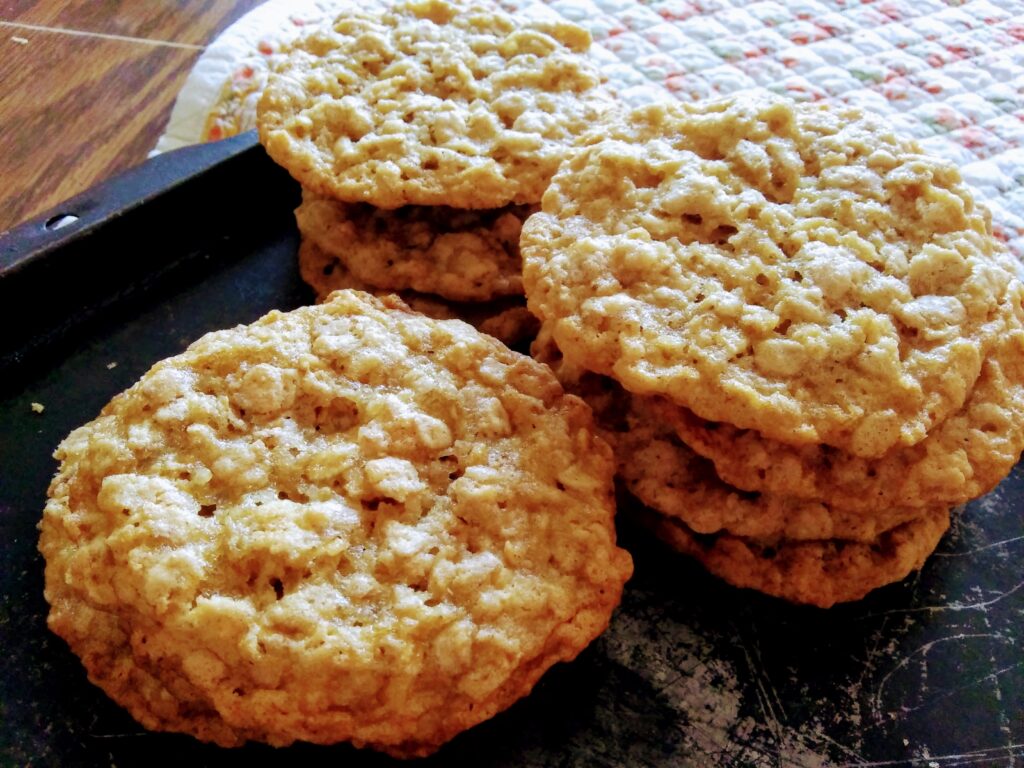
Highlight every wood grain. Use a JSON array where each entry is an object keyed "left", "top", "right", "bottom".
[
  {"left": 0, "top": 1, "right": 267, "bottom": 233},
  {"left": 0, "top": 32, "right": 198, "bottom": 231},
  {"left": 1, "top": 0, "right": 265, "bottom": 45}
]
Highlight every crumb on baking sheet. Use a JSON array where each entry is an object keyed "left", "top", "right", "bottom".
[
  {"left": 31, "top": 402, "right": 44, "bottom": 414},
  {"left": 107, "top": 362, "right": 118, "bottom": 369}
]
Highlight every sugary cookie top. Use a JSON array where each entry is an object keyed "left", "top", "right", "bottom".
[
  {"left": 665, "top": 325, "right": 1024, "bottom": 513},
  {"left": 40, "top": 291, "right": 630, "bottom": 755},
  {"left": 522, "top": 94, "right": 1023, "bottom": 457},
  {"left": 258, "top": 0, "right": 610, "bottom": 209},
  {"left": 296, "top": 190, "right": 531, "bottom": 302}
]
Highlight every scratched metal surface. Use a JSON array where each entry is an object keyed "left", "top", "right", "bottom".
[{"left": 1, "top": 166, "right": 1022, "bottom": 768}]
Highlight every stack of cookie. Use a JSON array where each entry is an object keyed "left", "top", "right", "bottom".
[
  {"left": 256, "top": 0, "right": 614, "bottom": 347},
  {"left": 523, "top": 94, "right": 1024, "bottom": 607}
]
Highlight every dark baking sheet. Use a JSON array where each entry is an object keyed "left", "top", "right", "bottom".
[{"left": 1, "top": 134, "right": 1021, "bottom": 768}]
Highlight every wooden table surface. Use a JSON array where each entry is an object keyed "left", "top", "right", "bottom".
[{"left": 0, "top": 0, "right": 268, "bottom": 233}]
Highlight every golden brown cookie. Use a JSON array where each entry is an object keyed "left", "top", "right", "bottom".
[
  {"left": 531, "top": 329, "right": 929, "bottom": 543},
  {"left": 521, "top": 94, "right": 1024, "bottom": 458},
  {"left": 298, "top": 235, "right": 373, "bottom": 297},
  {"left": 40, "top": 290, "right": 632, "bottom": 757},
  {"left": 635, "top": 506, "right": 950, "bottom": 609},
  {"left": 613, "top": 400, "right": 930, "bottom": 543},
  {"left": 661, "top": 327, "right": 1024, "bottom": 513},
  {"left": 296, "top": 189, "right": 532, "bottom": 302},
  {"left": 258, "top": 0, "right": 612, "bottom": 209},
  {"left": 298, "top": 239, "right": 539, "bottom": 348}
]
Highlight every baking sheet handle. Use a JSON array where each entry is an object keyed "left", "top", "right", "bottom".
[
  {"left": 0, "top": 130, "right": 299, "bottom": 378},
  {"left": 0, "top": 131, "right": 261, "bottom": 271}
]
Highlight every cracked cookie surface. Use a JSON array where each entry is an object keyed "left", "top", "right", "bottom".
[
  {"left": 522, "top": 94, "right": 1023, "bottom": 457},
  {"left": 40, "top": 290, "right": 630, "bottom": 757},
  {"left": 258, "top": 0, "right": 611, "bottom": 209}
]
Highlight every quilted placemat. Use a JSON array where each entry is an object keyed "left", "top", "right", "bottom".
[{"left": 157, "top": 0, "right": 1024, "bottom": 262}]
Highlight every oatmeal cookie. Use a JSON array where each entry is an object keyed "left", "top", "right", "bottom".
[
  {"left": 258, "top": 0, "right": 612, "bottom": 209},
  {"left": 296, "top": 189, "right": 531, "bottom": 302},
  {"left": 531, "top": 329, "right": 927, "bottom": 543},
  {"left": 662, "top": 327, "right": 1024, "bottom": 513},
  {"left": 614, "top": 401, "right": 929, "bottom": 543},
  {"left": 40, "top": 290, "right": 631, "bottom": 757},
  {"left": 298, "top": 239, "right": 539, "bottom": 347},
  {"left": 298, "top": 236, "right": 372, "bottom": 298},
  {"left": 522, "top": 94, "right": 1023, "bottom": 457},
  {"left": 636, "top": 506, "right": 950, "bottom": 608}
]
